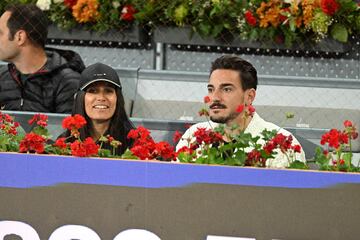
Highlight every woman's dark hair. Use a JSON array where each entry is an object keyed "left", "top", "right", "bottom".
[
  {"left": 64, "top": 86, "right": 134, "bottom": 155},
  {"left": 5, "top": 4, "right": 48, "bottom": 48}
]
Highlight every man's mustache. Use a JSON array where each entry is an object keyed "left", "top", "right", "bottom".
[{"left": 209, "top": 103, "right": 226, "bottom": 109}]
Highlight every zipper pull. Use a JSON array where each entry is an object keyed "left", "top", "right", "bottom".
[{"left": 20, "top": 98, "right": 24, "bottom": 107}]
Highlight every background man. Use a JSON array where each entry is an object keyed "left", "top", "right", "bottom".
[
  {"left": 176, "top": 55, "right": 306, "bottom": 168},
  {"left": 0, "top": 4, "right": 85, "bottom": 113}
]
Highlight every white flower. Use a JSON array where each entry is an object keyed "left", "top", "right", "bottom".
[
  {"left": 112, "top": 1, "right": 121, "bottom": 9},
  {"left": 36, "top": 0, "right": 51, "bottom": 11},
  {"left": 53, "top": 0, "right": 64, "bottom": 4}
]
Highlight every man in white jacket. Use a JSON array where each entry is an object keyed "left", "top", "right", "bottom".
[{"left": 176, "top": 55, "right": 306, "bottom": 168}]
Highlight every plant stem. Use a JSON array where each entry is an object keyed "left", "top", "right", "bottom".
[
  {"left": 284, "top": 151, "right": 291, "bottom": 167},
  {"left": 349, "top": 137, "right": 353, "bottom": 171},
  {"left": 205, "top": 115, "right": 213, "bottom": 130}
]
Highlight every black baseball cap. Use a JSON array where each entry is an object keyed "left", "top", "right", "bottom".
[{"left": 79, "top": 63, "right": 121, "bottom": 90}]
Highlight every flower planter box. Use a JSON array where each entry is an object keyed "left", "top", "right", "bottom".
[
  {"left": 154, "top": 26, "right": 350, "bottom": 53},
  {"left": 48, "top": 24, "right": 147, "bottom": 43},
  {"left": 0, "top": 153, "right": 360, "bottom": 239}
]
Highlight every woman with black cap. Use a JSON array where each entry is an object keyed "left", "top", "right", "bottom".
[{"left": 59, "top": 62, "right": 134, "bottom": 155}]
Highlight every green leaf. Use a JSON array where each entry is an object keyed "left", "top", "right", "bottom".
[
  {"left": 330, "top": 23, "right": 348, "bottom": 43},
  {"left": 233, "top": 151, "right": 246, "bottom": 166},
  {"left": 338, "top": 0, "right": 352, "bottom": 4},
  {"left": 208, "top": 148, "right": 221, "bottom": 163},
  {"left": 177, "top": 152, "right": 194, "bottom": 163},
  {"left": 356, "top": 15, "right": 360, "bottom": 31},
  {"left": 98, "top": 149, "right": 111, "bottom": 158},
  {"left": 219, "top": 143, "right": 235, "bottom": 152},
  {"left": 223, "top": 23, "right": 231, "bottom": 29},
  {"left": 288, "top": 160, "right": 309, "bottom": 170},
  {"left": 195, "top": 156, "right": 207, "bottom": 164},
  {"left": 342, "top": 152, "right": 352, "bottom": 166},
  {"left": 248, "top": 29, "right": 259, "bottom": 41},
  {"left": 289, "top": 19, "right": 296, "bottom": 32},
  {"left": 210, "top": 7, "right": 218, "bottom": 17},
  {"left": 32, "top": 126, "right": 51, "bottom": 139},
  {"left": 313, "top": 147, "right": 330, "bottom": 168},
  {"left": 0, "top": 135, "right": 9, "bottom": 146},
  {"left": 261, "top": 129, "right": 277, "bottom": 140},
  {"left": 211, "top": 24, "right": 223, "bottom": 37},
  {"left": 214, "top": 124, "right": 225, "bottom": 135},
  {"left": 198, "top": 23, "right": 211, "bottom": 36},
  {"left": 120, "top": 149, "right": 138, "bottom": 160}
]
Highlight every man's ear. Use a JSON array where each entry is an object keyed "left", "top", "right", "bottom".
[
  {"left": 15, "top": 30, "right": 27, "bottom": 46},
  {"left": 245, "top": 88, "right": 256, "bottom": 105}
]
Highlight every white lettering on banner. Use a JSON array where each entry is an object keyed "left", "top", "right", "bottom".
[
  {"left": 0, "top": 221, "right": 40, "bottom": 240},
  {"left": 113, "top": 229, "right": 161, "bottom": 240},
  {"left": 206, "top": 236, "right": 255, "bottom": 240},
  {"left": 0, "top": 220, "right": 263, "bottom": 240},
  {"left": 49, "top": 225, "right": 101, "bottom": 240}
]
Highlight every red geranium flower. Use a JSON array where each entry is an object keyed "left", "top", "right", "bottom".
[
  {"left": 121, "top": 4, "right": 137, "bottom": 21},
  {"left": 70, "top": 141, "right": 86, "bottom": 157},
  {"left": 203, "top": 96, "right": 211, "bottom": 103},
  {"left": 6, "top": 126, "right": 17, "bottom": 135},
  {"left": 263, "top": 133, "right": 294, "bottom": 154},
  {"left": 0, "top": 113, "right": 19, "bottom": 136},
  {"left": 128, "top": 126, "right": 158, "bottom": 159},
  {"left": 128, "top": 126, "right": 176, "bottom": 161},
  {"left": 1, "top": 113, "right": 13, "bottom": 123},
  {"left": 127, "top": 126, "right": 151, "bottom": 140},
  {"left": 70, "top": 137, "right": 99, "bottom": 157},
  {"left": 155, "top": 141, "right": 176, "bottom": 161},
  {"left": 236, "top": 104, "right": 244, "bottom": 113},
  {"left": 344, "top": 120, "right": 353, "bottom": 128},
  {"left": 107, "top": 135, "right": 114, "bottom": 142},
  {"left": 130, "top": 145, "right": 151, "bottom": 160},
  {"left": 320, "top": 129, "right": 348, "bottom": 149},
  {"left": 321, "top": 0, "right": 340, "bottom": 16},
  {"left": 194, "top": 128, "right": 223, "bottom": 145},
  {"left": 246, "top": 149, "right": 265, "bottom": 166},
  {"left": 173, "top": 130, "right": 183, "bottom": 143},
  {"left": 28, "top": 113, "right": 48, "bottom": 128},
  {"left": 83, "top": 137, "right": 99, "bottom": 155},
  {"left": 343, "top": 120, "right": 358, "bottom": 140},
  {"left": 176, "top": 146, "right": 194, "bottom": 155},
  {"left": 245, "top": 10, "right": 257, "bottom": 27},
  {"left": 62, "top": 114, "right": 87, "bottom": 130},
  {"left": 19, "top": 133, "right": 46, "bottom": 154},
  {"left": 62, "top": 114, "right": 87, "bottom": 138},
  {"left": 55, "top": 137, "right": 67, "bottom": 149},
  {"left": 292, "top": 144, "right": 302, "bottom": 153},
  {"left": 248, "top": 105, "right": 256, "bottom": 116}
]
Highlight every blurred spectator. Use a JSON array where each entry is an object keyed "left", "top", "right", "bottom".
[{"left": 0, "top": 3, "right": 85, "bottom": 113}]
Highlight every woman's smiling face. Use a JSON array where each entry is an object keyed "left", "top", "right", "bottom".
[{"left": 84, "top": 81, "right": 117, "bottom": 124}]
